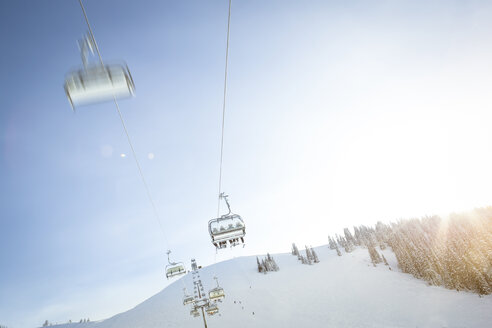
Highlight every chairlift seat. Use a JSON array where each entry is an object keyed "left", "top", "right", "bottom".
[
  {"left": 64, "top": 63, "right": 135, "bottom": 109},
  {"left": 166, "top": 263, "right": 186, "bottom": 279},
  {"left": 206, "top": 304, "right": 219, "bottom": 316},
  {"left": 209, "top": 287, "right": 225, "bottom": 301},
  {"left": 183, "top": 295, "right": 194, "bottom": 306},
  {"left": 208, "top": 214, "right": 246, "bottom": 248}
]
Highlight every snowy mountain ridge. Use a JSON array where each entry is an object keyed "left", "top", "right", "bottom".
[{"left": 44, "top": 245, "right": 492, "bottom": 328}]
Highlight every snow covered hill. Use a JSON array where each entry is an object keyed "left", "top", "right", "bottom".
[{"left": 50, "top": 246, "right": 492, "bottom": 328}]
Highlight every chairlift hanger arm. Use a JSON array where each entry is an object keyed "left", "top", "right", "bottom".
[
  {"left": 78, "top": 33, "right": 96, "bottom": 68},
  {"left": 220, "top": 192, "right": 232, "bottom": 215},
  {"left": 166, "top": 250, "right": 176, "bottom": 265}
]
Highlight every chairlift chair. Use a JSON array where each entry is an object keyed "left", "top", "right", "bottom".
[
  {"left": 209, "top": 287, "right": 225, "bottom": 302},
  {"left": 165, "top": 250, "right": 186, "bottom": 279},
  {"left": 208, "top": 276, "right": 225, "bottom": 302},
  {"left": 205, "top": 304, "right": 219, "bottom": 316},
  {"left": 208, "top": 193, "right": 246, "bottom": 249},
  {"left": 190, "top": 308, "right": 200, "bottom": 317},
  {"left": 183, "top": 289, "right": 195, "bottom": 306},
  {"left": 183, "top": 295, "right": 194, "bottom": 306},
  {"left": 64, "top": 64, "right": 135, "bottom": 109},
  {"left": 64, "top": 32, "right": 135, "bottom": 110}
]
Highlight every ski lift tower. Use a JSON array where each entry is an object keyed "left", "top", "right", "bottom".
[{"left": 184, "top": 259, "right": 221, "bottom": 328}]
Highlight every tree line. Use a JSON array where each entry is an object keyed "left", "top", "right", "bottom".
[
  {"left": 256, "top": 253, "right": 279, "bottom": 273},
  {"left": 328, "top": 207, "right": 492, "bottom": 295},
  {"left": 292, "top": 243, "right": 320, "bottom": 265},
  {"left": 42, "top": 318, "right": 91, "bottom": 327}
]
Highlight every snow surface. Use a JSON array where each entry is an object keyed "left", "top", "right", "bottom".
[{"left": 49, "top": 246, "right": 492, "bottom": 328}]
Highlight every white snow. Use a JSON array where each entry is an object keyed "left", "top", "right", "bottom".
[{"left": 49, "top": 246, "right": 492, "bottom": 328}]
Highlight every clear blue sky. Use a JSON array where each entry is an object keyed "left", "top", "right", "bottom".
[{"left": 2, "top": 0, "right": 492, "bottom": 327}]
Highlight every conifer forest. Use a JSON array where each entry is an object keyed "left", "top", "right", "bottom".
[{"left": 328, "top": 207, "right": 492, "bottom": 295}]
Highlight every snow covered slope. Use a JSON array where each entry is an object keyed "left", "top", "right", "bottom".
[{"left": 51, "top": 247, "right": 492, "bottom": 328}]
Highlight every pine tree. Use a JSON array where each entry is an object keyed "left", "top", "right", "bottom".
[
  {"left": 300, "top": 255, "right": 307, "bottom": 264},
  {"left": 43, "top": 321, "right": 49, "bottom": 327},
  {"left": 344, "top": 239, "right": 354, "bottom": 253},
  {"left": 328, "top": 236, "right": 337, "bottom": 249},
  {"left": 305, "top": 246, "right": 313, "bottom": 261},
  {"left": 271, "top": 257, "right": 280, "bottom": 271},
  {"left": 261, "top": 259, "right": 268, "bottom": 273},
  {"left": 382, "top": 254, "right": 389, "bottom": 266},
  {"left": 353, "top": 226, "right": 362, "bottom": 246},
  {"left": 336, "top": 234, "right": 347, "bottom": 249},
  {"left": 292, "top": 243, "right": 299, "bottom": 256},
  {"left": 312, "top": 249, "right": 320, "bottom": 263},
  {"left": 306, "top": 253, "right": 312, "bottom": 265},
  {"left": 257, "top": 253, "right": 280, "bottom": 273},
  {"left": 344, "top": 228, "right": 356, "bottom": 246},
  {"left": 368, "top": 244, "right": 382, "bottom": 265}
]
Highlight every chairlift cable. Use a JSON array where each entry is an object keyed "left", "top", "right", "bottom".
[
  {"left": 77, "top": 0, "right": 189, "bottom": 285},
  {"left": 209, "top": 0, "right": 233, "bottom": 282},
  {"left": 216, "top": 0, "right": 232, "bottom": 217},
  {"left": 207, "top": 0, "right": 237, "bottom": 288},
  {"left": 113, "top": 97, "right": 170, "bottom": 242},
  {"left": 78, "top": 0, "right": 103, "bottom": 66},
  {"left": 208, "top": 0, "right": 245, "bottom": 251},
  {"left": 77, "top": 0, "right": 171, "bottom": 249}
]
